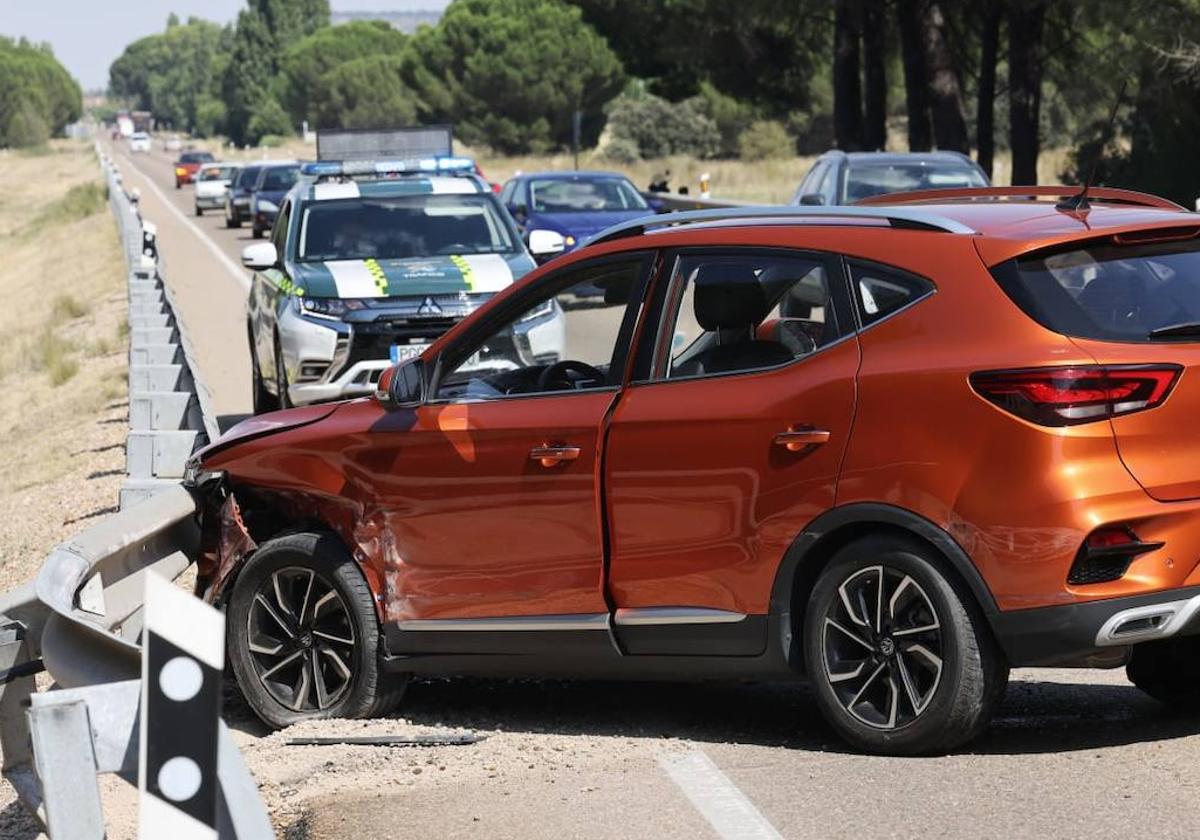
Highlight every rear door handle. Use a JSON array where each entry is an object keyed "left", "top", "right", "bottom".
[
  {"left": 774, "top": 428, "right": 831, "bottom": 451},
  {"left": 530, "top": 445, "right": 581, "bottom": 467}
]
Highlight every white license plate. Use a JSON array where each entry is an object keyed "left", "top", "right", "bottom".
[{"left": 390, "top": 343, "right": 429, "bottom": 363}]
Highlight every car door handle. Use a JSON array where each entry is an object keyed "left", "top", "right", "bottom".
[
  {"left": 774, "top": 428, "right": 831, "bottom": 451},
  {"left": 530, "top": 445, "right": 581, "bottom": 467}
]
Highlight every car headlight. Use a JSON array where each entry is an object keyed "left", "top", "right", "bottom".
[
  {"left": 300, "top": 297, "right": 367, "bottom": 320},
  {"left": 257, "top": 199, "right": 279, "bottom": 213}
]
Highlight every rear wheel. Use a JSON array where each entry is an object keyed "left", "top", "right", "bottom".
[
  {"left": 803, "top": 535, "right": 1007, "bottom": 755},
  {"left": 226, "top": 532, "right": 407, "bottom": 729},
  {"left": 252, "top": 224, "right": 264, "bottom": 239},
  {"left": 195, "top": 205, "right": 203, "bottom": 217},
  {"left": 226, "top": 206, "right": 241, "bottom": 229},
  {"left": 1127, "top": 636, "right": 1200, "bottom": 706}
]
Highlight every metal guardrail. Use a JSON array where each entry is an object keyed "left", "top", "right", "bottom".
[
  {"left": 641, "top": 190, "right": 756, "bottom": 212},
  {"left": 101, "top": 152, "right": 222, "bottom": 508},
  {"left": 0, "top": 146, "right": 270, "bottom": 838}
]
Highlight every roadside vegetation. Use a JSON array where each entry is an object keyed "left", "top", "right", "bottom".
[
  {"left": 0, "top": 36, "right": 81, "bottom": 149},
  {"left": 0, "top": 141, "right": 127, "bottom": 586},
  {"left": 105, "top": 0, "right": 1200, "bottom": 203}
]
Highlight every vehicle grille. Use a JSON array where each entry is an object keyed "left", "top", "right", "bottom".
[{"left": 337, "top": 316, "right": 460, "bottom": 378}]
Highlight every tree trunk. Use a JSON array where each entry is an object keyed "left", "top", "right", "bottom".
[
  {"left": 897, "top": 0, "right": 933, "bottom": 151},
  {"left": 833, "top": 0, "right": 864, "bottom": 151},
  {"left": 862, "top": 0, "right": 888, "bottom": 150},
  {"left": 1009, "top": 0, "right": 1046, "bottom": 185},
  {"left": 976, "top": 0, "right": 1000, "bottom": 178},
  {"left": 920, "top": 1, "right": 969, "bottom": 152}
]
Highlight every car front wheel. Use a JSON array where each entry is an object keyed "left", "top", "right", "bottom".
[
  {"left": 803, "top": 535, "right": 1008, "bottom": 755},
  {"left": 226, "top": 532, "right": 407, "bottom": 729}
]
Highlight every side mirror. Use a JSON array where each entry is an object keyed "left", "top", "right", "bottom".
[
  {"left": 798, "top": 194, "right": 825, "bottom": 206},
  {"left": 528, "top": 229, "right": 566, "bottom": 258},
  {"left": 377, "top": 357, "right": 425, "bottom": 410},
  {"left": 241, "top": 242, "right": 278, "bottom": 270}
]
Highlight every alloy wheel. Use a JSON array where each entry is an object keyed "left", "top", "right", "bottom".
[
  {"left": 821, "top": 565, "right": 944, "bottom": 730},
  {"left": 246, "top": 567, "right": 356, "bottom": 712}
]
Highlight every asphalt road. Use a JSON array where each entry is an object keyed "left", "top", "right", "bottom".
[{"left": 108, "top": 142, "right": 1200, "bottom": 840}]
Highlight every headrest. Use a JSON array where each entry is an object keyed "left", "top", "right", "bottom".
[{"left": 693, "top": 263, "right": 769, "bottom": 330}]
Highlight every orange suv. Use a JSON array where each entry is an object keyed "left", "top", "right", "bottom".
[{"left": 188, "top": 186, "right": 1200, "bottom": 754}]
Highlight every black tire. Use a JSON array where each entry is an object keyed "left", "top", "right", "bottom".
[
  {"left": 1127, "top": 636, "right": 1200, "bottom": 706},
  {"left": 226, "top": 208, "right": 241, "bottom": 229},
  {"left": 175, "top": 181, "right": 181, "bottom": 190},
  {"left": 195, "top": 205, "right": 203, "bottom": 217},
  {"left": 252, "top": 225, "right": 264, "bottom": 239},
  {"left": 274, "top": 338, "right": 293, "bottom": 409},
  {"left": 803, "top": 535, "right": 1008, "bottom": 755},
  {"left": 226, "top": 532, "right": 408, "bottom": 729},
  {"left": 249, "top": 325, "right": 279, "bottom": 414}
]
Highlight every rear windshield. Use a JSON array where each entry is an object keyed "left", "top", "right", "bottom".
[
  {"left": 180, "top": 151, "right": 214, "bottom": 164},
  {"left": 259, "top": 167, "right": 298, "bottom": 191},
  {"left": 298, "top": 194, "right": 517, "bottom": 262},
  {"left": 994, "top": 237, "right": 1200, "bottom": 342},
  {"left": 844, "top": 163, "right": 987, "bottom": 203},
  {"left": 198, "top": 165, "right": 237, "bottom": 181},
  {"left": 236, "top": 167, "right": 262, "bottom": 189},
  {"left": 528, "top": 177, "right": 647, "bottom": 212}
]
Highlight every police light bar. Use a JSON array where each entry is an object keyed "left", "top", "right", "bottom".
[
  {"left": 300, "top": 156, "right": 477, "bottom": 178},
  {"left": 300, "top": 156, "right": 476, "bottom": 178}
]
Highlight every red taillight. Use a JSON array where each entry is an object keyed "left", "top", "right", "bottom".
[
  {"left": 1086, "top": 526, "right": 1137, "bottom": 550},
  {"left": 970, "top": 365, "right": 1181, "bottom": 426}
]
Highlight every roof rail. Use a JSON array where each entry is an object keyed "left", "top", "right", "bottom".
[
  {"left": 588, "top": 206, "right": 978, "bottom": 245},
  {"left": 855, "top": 186, "right": 1185, "bottom": 211}
]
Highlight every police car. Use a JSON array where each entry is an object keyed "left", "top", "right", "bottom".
[{"left": 240, "top": 155, "right": 565, "bottom": 411}]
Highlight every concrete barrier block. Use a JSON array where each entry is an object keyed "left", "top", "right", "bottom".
[
  {"left": 128, "top": 364, "right": 194, "bottom": 393},
  {"left": 131, "top": 327, "right": 178, "bottom": 347},
  {"left": 126, "top": 430, "right": 202, "bottom": 479},
  {"left": 129, "top": 312, "right": 174, "bottom": 330},
  {"left": 129, "top": 344, "right": 183, "bottom": 366},
  {"left": 129, "top": 391, "right": 201, "bottom": 432},
  {"left": 119, "top": 478, "right": 186, "bottom": 511}
]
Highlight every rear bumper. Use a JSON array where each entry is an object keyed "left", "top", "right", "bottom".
[
  {"left": 195, "top": 194, "right": 225, "bottom": 208},
  {"left": 992, "top": 585, "right": 1200, "bottom": 666}
]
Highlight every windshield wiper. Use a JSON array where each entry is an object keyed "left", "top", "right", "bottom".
[{"left": 1147, "top": 321, "right": 1200, "bottom": 339}]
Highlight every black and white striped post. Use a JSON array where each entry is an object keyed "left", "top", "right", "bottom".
[{"left": 139, "top": 572, "right": 224, "bottom": 839}]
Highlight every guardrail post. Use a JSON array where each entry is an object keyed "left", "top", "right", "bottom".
[{"left": 29, "top": 699, "right": 105, "bottom": 839}]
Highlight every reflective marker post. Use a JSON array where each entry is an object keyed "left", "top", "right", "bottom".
[{"left": 139, "top": 573, "right": 224, "bottom": 840}]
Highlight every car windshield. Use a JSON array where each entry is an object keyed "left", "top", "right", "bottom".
[
  {"left": 844, "top": 162, "right": 987, "bottom": 202},
  {"left": 299, "top": 194, "right": 517, "bottom": 261},
  {"left": 198, "top": 165, "right": 236, "bottom": 181},
  {"left": 528, "top": 177, "right": 648, "bottom": 212},
  {"left": 180, "top": 151, "right": 214, "bottom": 164},
  {"left": 236, "top": 167, "right": 261, "bottom": 189},
  {"left": 260, "top": 167, "right": 298, "bottom": 191},
  {"left": 995, "top": 238, "right": 1200, "bottom": 342}
]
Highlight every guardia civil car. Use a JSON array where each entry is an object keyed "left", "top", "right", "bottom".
[{"left": 241, "top": 157, "right": 561, "bottom": 412}]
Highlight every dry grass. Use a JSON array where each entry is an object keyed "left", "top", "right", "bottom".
[
  {"left": 0, "top": 139, "right": 127, "bottom": 504},
  {"left": 190, "top": 134, "right": 1074, "bottom": 203}
]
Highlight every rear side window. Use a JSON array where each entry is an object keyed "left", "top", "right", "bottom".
[
  {"left": 849, "top": 261, "right": 934, "bottom": 326},
  {"left": 655, "top": 252, "right": 847, "bottom": 380},
  {"left": 994, "top": 237, "right": 1200, "bottom": 342}
]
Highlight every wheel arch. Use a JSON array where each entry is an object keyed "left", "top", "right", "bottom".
[{"left": 769, "top": 503, "right": 1000, "bottom": 671}]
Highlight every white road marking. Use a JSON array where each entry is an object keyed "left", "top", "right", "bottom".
[
  {"left": 659, "top": 751, "right": 784, "bottom": 840},
  {"left": 115, "top": 149, "right": 251, "bottom": 293}
]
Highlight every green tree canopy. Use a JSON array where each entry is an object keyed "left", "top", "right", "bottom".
[
  {"left": 280, "top": 20, "right": 408, "bottom": 126},
  {"left": 404, "top": 0, "right": 625, "bottom": 153},
  {"left": 0, "top": 37, "right": 81, "bottom": 148},
  {"left": 108, "top": 17, "right": 231, "bottom": 135}
]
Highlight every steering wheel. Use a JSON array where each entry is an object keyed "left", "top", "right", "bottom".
[{"left": 536, "top": 360, "right": 606, "bottom": 391}]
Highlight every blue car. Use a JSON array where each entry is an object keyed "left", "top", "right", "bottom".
[
  {"left": 250, "top": 161, "right": 301, "bottom": 239},
  {"left": 500, "top": 171, "right": 654, "bottom": 264}
]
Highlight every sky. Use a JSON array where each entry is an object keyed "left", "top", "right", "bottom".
[{"left": 1, "top": 0, "right": 453, "bottom": 91}]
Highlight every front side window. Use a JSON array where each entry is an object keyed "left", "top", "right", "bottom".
[
  {"left": 237, "top": 167, "right": 261, "bottom": 189},
  {"left": 298, "top": 195, "right": 518, "bottom": 261},
  {"left": 435, "top": 258, "right": 647, "bottom": 401},
  {"left": 528, "top": 178, "right": 648, "bottom": 213},
  {"left": 655, "top": 253, "right": 846, "bottom": 380},
  {"left": 995, "top": 237, "right": 1200, "bottom": 342}
]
